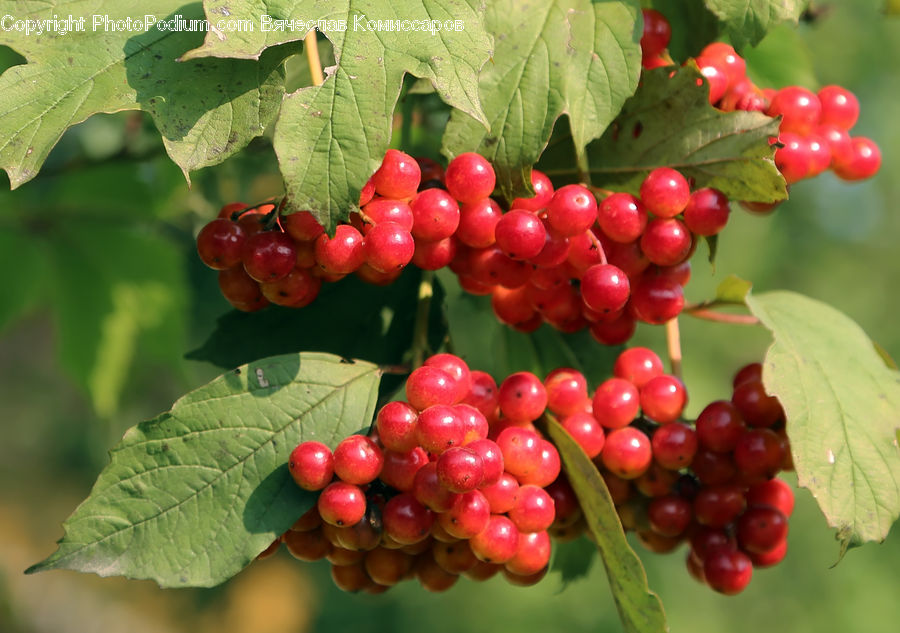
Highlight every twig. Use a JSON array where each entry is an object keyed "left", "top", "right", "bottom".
[
  {"left": 586, "top": 230, "right": 609, "bottom": 265},
  {"left": 410, "top": 270, "right": 435, "bottom": 369},
  {"left": 666, "top": 318, "right": 683, "bottom": 380},
  {"left": 305, "top": 30, "right": 324, "bottom": 86},
  {"left": 685, "top": 308, "right": 759, "bottom": 325}
]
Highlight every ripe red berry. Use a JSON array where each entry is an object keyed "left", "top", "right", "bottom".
[
  {"left": 561, "top": 411, "right": 606, "bottom": 458},
  {"left": 640, "top": 9, "right": 671, "bottom": 59},
  {"left": 361, "top": 198, "right": 414, "bottom": 232},
  {"left": 218, "top": 266, "right": 268, "bottom": 312},
  {"left": 318, "top": 481, "right": 367, "bottom": 527},
  {"left": 469, "top": 515, "right": 520, "bottom": 564},
  {"left": 424, "top": 354, "right": 472, "bottom": 403},
  {"left": 592, "top": 378, "right": 640, "bottom": 429},
  {"left": 445, "top": 152, "right": 496, "bottom": 203},
  {"left": 651, "top": 422, "right": 698, "bottom": 470},
  {"left": 379, "top": 447, "right": 429, "bottom": 491},
  {"left": 314, "top": 224, "right": 366, "bottom": 274},
  {"left": 648, "top": 495, "right": 692, "bottom": 537},
  {"left": 333, "top": 435, "right": 384, "bottom": 485},
  {"left": 817, "top": 85, "right": 859, "bottom": 130},
  {"left": 614, "top": 347, "right": 664, "bottom": 388},
  {"left": 372, "top": 149, "right": 421, "bottom": 199},
  {"left": 457, "top": 198, "right": 503, "bottom": 247},
  {"left": 197, "top": 219, "right": 247, "bottom": 270},
  {"left": 732, "top": 380, "right": 784, "bottom": 427},
  {"left": 463, "top": 370, "right": 500, "bottom": 417},
  {"left": 406, "top": 366, "right": 459, "bottom": 410},
  {"left": 363, "top": 222, "right": 414, "bottom": 273},
  {"left": 505, "top": 530, "right": 552, "bottom": 577},
  {"left": 436, "top": 446, "right": 484, "bottom": 493},
  {"left": 495, "top": 427, "right": 543, "bottom": 479},
  {"left": 495, "top": 210, "right": 547, "bottom": 260},
  {"left": 597, "top": 193, "right": 648, "bottom": 243},
  {"left": 736, "top": 506, "right": 789, "bottom": 554},
  {"left": 288, "top": 441, "right": 334, "bottom": 491},
  {"left": 696, "top": 400, "right": 745, "bottom": 452},
  {"left": 774, "top": 132, "right": 813, "bottom": 184},
  {"left": 601, "top": 427, "right": 653, "bottom": 479},
  {"left": 693, "top": 484, "right": 746, "bottom": 528},
  {"left": 581, "top": 264, "right": 631, "bottom": 314},
  {"left": 410, "top": 188, "right": 460, "bottom": 241},
  {"left": 242, "top": 231, "right": 297, "bottom": 282},
  {"left": 511, "top": 169, "right": 554, "bottom": 211},
  {"left": 382, "top": 493, "right": 435, "bottom": 544},
  {"left": 282, "top": 210, "right": 325, "bottom": 242},
  {"left": 498, "top": 372, "right": 548, "bottom": 423},
  {"left": 480, "top": 472, "right": 520, "bottom": 514},
  {"left": 376, "top": 401, "right": 419, "bottom": 452},
  {"left": 833, "top": 136, "right": 881, "bottom": 181},
  {"left": 704, "top": 548, "right": 753, "bottom": 595},
  {"left": 629, "top": 275, "right": 685, "bottom": 324},
  {"left": 746, "top": 477, "right": 794, "bottom": 517},
  {"left": 698, "top": 42, "right": 746, "bottom": 89},
  {"left": 734, "top": 428, "right": 785, "bottom": 480},
  {"left": 260, "top": 267, "right": 320, "bottom": 307},
  {"left": 465, "top": 438, "right": 504, "bottom": 485},
  {"left": 640, "top": 375, "right": 687, "bottom": 424},
  {"left": 413, "top": 462, "right": 457, "bottom": 512},
  {"left": 509, "top": 484, "right": 556, "bottom": 532},
  {"left": 683, "top": 188, "right": 730, "bottom": 236},
  {"left": 416, "top": 405, "right": 466, "bottom": 455},
  {"left": 640, "top": 218, "right": 692, "bottom": 266},
  {"left": 768, "top": 86, "right": 822, "bottom": 135},
  {"left": 438, "top": 490, "right": 491, "bottom": 539},
  {"left": 639, "top": 168, "right": 691, "bottom": 218},
  {"left": 748, "top": 537, "right": 788, "bottom": 568},
  {"left": 545, "top": 184, "right": 598, "bottom": 236}
]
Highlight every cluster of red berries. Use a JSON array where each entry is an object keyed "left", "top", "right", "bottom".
[
  {"left": 262, "top": 353, "right": 574, "bottom": 593},
  {"left": 196, "top": 148, "right": 726, "bottom": 345},
  {"left": 640, "top": 8, "right": 881, "bottom": 213},
  {"left": 574, "top": 350, "right": 794, "bottom": 595}
]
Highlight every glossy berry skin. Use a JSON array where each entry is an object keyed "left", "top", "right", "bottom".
[
  {"left": 509, "top": 485, "right": 556, "bottom": 532},
  {"left": 288, "top": 441, "right": 334, "bottom": 491},
  {"left": 318, "top": 482, "right": 367, "bottom": 527},
  {"left": 495, "top": 427, "right": 543, "bottom": 479},
  {"left": 505, "top": 530, "right": 552, "bottom": 576},
  {"left": 382, "top": 493, "right": 435, "bottom": 544},
  {"left": 614, "top": 347, "right": 664, "bottom": 388},
  {"left": 693, "top": 485, "right": 746, "bottom": 528},
  {"left": 732, "top": 380, "right": 783, "bottom": 427},
  {"left": 640, "top": 375, "right": 687, "bottom": 424},
  {"left": 704, "top": 548, "right": 753, "bottom": 595},
  {"left": 629, "top": 276, "right": 684, "bottom": 325},
  {"left": 561, "top": 411, "right": 606, "bottom": 458},
  {"left": 697, "top": 60, "right": 729, "bottom": 104},
  {"left": 737, "top": 506, "right": 789, "bottom": 554},
  {"left": 378, "top": 447, "right": 429, "bottom": 492},
  {"left": 465, "top": 438, "right": 504, "bottom": 485},
  {"left": 698, "top": 42, "right": 746, "bottom": 89},
  {"left": 640, "top": 8, "right": 671, "bottom": 59},
  {"left": 749, "top": 538, "right": 788, "bottom": 568},
  {"left": 581, "top": 264, "right": 631, "bottom": 314},
  {"left": 333, "top": 435, "right": 384, "bottom": 485},
  {"left": 817, "top": 85, "right": 859, "bottom": 130},
  {"left": 469, "top": 515, "right": 520, "bottom": 564},
  {"left": 651, "top": 422, "right": 697, "bottom": 470},
  {"left": 774, "top": 132, "right": 813, "bottom": 184},
  {"left": 371, "top": 149, "right": 421, "bottom": 199},
  {"left": 498, "top": 372, "right": 548, "bottom": 423},
  {"left": 456, "top": 403, "right": 489, "bottom": 444},
  {"left": 424, "top": 354, "right": 472, "bottom": 403},
  {"left": 639, "top": 168, "right": 691, "bottom": 218},
  {"left": 410, "top": 188, "right": 460, "bottom": 241},
  {"left": 544, "top": 368, "right": 589, "bottom": 416},
  {"left": 314, "top": 225, "right": 366, "bottom": 274},
  {"left": 480, "top": 472, "right": 520, "bottom": 514},
  {"left": 746, "top": 478, "right": 794, "bottom": 517},
  {"left": 648, "top": 495, "right": 692, "bottom": 537},
  {"left": 242, "top": 231, "right": 297, "bottom": 282},
  {"left": 463, "top": 370, "right": 500, "bottom": 417},
  {"left": 361, "top": 198, "right": 414, "bottom": 232},
  {"left": 598, "top": 193, "right": 648, "bottom": 243},
  {"left": 218, "top": 267, "right": 268, "bottom": 312},
  {"left": 197, "top": 219, "right": 246, "bottom": 270},
  {"left": 413, "top": 462, "right": 457, "bottom": 512},
  {"left": 696, "top": 400, "right": 745, "bottom": 452},
  {"left": 406, "top": 366, "right": 459, "bottom": 410},
  {"left": 363, "top": 222, "right": 414, "bottom": 273},
  {"left": 457, "top": 198, "right": 503, "bottom": 248},
  {"left": 495, "top": 210, "right": 547, "bottom": 260},
  {"left": 683, "top": 188, "right": 730, "bottom": 236},
  {"left": 733, "top": 363, "right": 763, "bottom": 389},
  {"left": 734, "top": 429, "right": 785, "bottom": 480},
  {"left": 439, "top": 490, "right": 491, "bottom": 539},
  {"left": 545, "top": 184, "right": 598, "bottom": 236},
  {"left": 511, "top": 169, "right": 554, "bottom": 211},
  {"left": 640, "top": 218, "right": 692, "bottom": 266},
  {"left": 364, "top": 547, "right": 414, "bottom": 586},
  {"left": 260, "top": 268, "right": 320, "bottom": 307},
  {"left": 833, "top": 137, "right": 881, "bottom": 181},
  {"left": 592, "top": 378, "right": 640, "bottom": 429},
  {"left": 445, "top": 152, "right": 496, "bottom": 204},
  {"left": 416, "top": 405, "right": 466, "bottom": 455},
  {"left": 436, "top": 446, "right": 484, "bottom": 493},
  {"left": 375, "top": 401, "right": 419, "bottom": 452},
  {"left": 768, "top": 86, "right": 822, "bottom": 135},
  {"left": 601, "top": 427, "right": 653, "bottom": 479}
]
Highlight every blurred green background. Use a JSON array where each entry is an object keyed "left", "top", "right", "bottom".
[{"left": 1, "top": 1, "right": 898, "bottom": 632}]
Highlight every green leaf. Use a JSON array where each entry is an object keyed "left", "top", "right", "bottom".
[
  {"left": 442, "top": 0, "right": 642, "bottom": 201},
  {"left": 542, "top": 415, "right": 667, "bottom": 633},
  {"left": 745, "top": 291, "right": 900, "bottom": 547},
  {"left": 436, "top": 270, "right": 619, "bottom": 384},
  {"left": 185, "top": 1, "right": 491, "bottom": 231},
  {"left": 0, "top": 2, "right": 294, "bottom": 187},
  {"left": 0, "top": 231, "right": 49, "bottom": 333},
  {"left": 27, "top": 352, "right": 381, "bottom": 587},
  {"left": 742, "top": 24, "right": 817, "bottom": 89},
  {"left": 550, "top": 536, "right": 597, "bottom": 587},
  {"left": 584, "top": 66, "right": 786, "bottom": 203},
  {"left": 188, "top": 268, "right": 444, "bottom": 370},
  {"left": 715, "top": 274, "right": 752, "bottom": 303},
  {"left": 703, "top": 0, "right": 808, "bottom": 49}
]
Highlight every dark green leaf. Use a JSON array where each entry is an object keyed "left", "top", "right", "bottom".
[
  {"left": 742, "top": 24, "right": 817, "bottom": 89},
  {"left": 542, "top": 415, "right": 667, "bottom": 633},
  {"left": 584, "top": 66, "right": 786, "bottom": 203},
  {"left": 27, "top": 353, "right": 381, "bottom": 587},
  {"left": 550, "top": 536, "right": 597, "bottom": 587},
  {"left": 745, "top": 291, "right": 900, "bottom": 547},
  {"left": 703, "top": 0, "right": 808, "bottom": 49},
  {"left": 188, "top": 268, "right": 445, "bottom": 372},
  {"left": 649, "top": 0, "right": 720, "bottom": 61},
  {"left": 436, "top": 270, "right": 619, "bottom": 385},
  {"left": 0, "top": 2, "right": 294, "bottom": 187},
  {"left": 442, "top": 0, "right": 642, "bottom": 200},
  {"left": 0, "top": 231, "right": 48, "bottom": 333}
]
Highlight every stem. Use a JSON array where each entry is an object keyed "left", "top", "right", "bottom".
[
  {"left": 378, "top": 364, "right": 412, "bottom": 375},
  {"left": 685, "top": 308, "right": 759, "bottom": 325},
  {"left": 665, "top": 317, "right": 683, "bottom": 380},
  {"left": 588, "top": 185, "right": 616, "bottom": 200},
  {"left": 305, "top": 31, "right": 324, "bottom": 86},
  {"left": 410, "top": 270, "right": 435, "bottom": 369},
  {"left": 587, "top": 230, "right": 608, "bottom": 265}
]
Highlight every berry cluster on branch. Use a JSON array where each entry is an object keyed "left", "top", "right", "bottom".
[{"left": 259, "top": 350, "right": 793, "bottom": 596}]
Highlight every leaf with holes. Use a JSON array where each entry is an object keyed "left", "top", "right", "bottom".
[
  {"left": 746, "top": 291, "right": 900, "bottom": 548},
  {"left": 26, "top": 353, "right": 381, "bottom": 587},
  {"left": 0, "top": 1, "right": 295, "bottom": 187},
  {"left": 704, "top": 0, "right": 807, "bottom": 49},
  {"left": 185, "top": 0, "right": 491, "bottom": 230},
  {"left": 442, "top": 0, "right": 642, "bottom": 201},
  {"left": 541, "top": 414, "right": 667, "bottom": 633},
  {"left": 583, "top": 65, "right": 786, "bottom": 203}
]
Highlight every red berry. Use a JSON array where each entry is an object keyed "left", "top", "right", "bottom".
[
  {"left": 436, "top": 446, "right": 484, "bottom": 493},
  {"left": 333, "top": 435, "right": 384, "bottom": 485},
  {"left": 652, "top": 422, "right": 698, "bottom": 470},
  {"left": 693, "top": 484, "right": 746, "bottom": 528},
  {"left": 597, "top": 193, "right": 648, "bottom": 243},
  {"left": 314, "top": 225, "right": 365, "bottom": 274},
  {"left": 648, "top": 495, "right": 692, "bottom": 537},
  {"left": 833, "top": 136, "right": 881, "bottom": 181},
  {"left": 242, "top": 231, "right": 297, "bottom": 282},
  {"left": 318, "top": 482, "right": 367, "bottom": 526},
  {"left": 640, "top": 218, "right": 692, "bottom": 266},
  {"left": 519, "top": 439, "right": 562, "bottom": 487},
  {"left": 376, "top": 401, "right": 419, "bottom": 452},
  {"left": 416, "top": 405, "right": 466, "bottom": 455},
  {"left": 733, "top": 363, "right": 762, "bottom": 389},
  {"left": 734, "top": 428, "right": 785, "bottom": 480},
  {"left": 697, "top": 59, "right": 729, "bottom": 104},
  {"left": 410, "top": 188, "right": 460, "bottom": 241},
  {"left": 581, "top": 264, "right": 631, "bottom": 315},
  {"left": 462, "top": 370, "right": 500, "bottom": 417},
  {"left": 737, "top": 506, "right": 788, "bottom": 554},
  {"left": 817, "top": 85, "right": 859, "bottom": 130},
  {"left": 456, "top": 404, "right": 490, "bottom": 444},
  {"left": 380, "top": 447, "right": 429, "bottom": 491},
  {"left": 545, "top": 184, "right": 598, "bottom": 236},
  {"left": 629, "top": 276, "right": 684, "bottom": 324},
  {"left": 704, "top": 548, "right": 753, "bottom": 595},
  {"left": 602, "top": 427, "right": 653, "bottom": 479},
  {"left": 439, "top": 490, "right": 491, "bottom": 539},
  {"left": 413, "top": 462, "right": 457, "bottom": 512},
  {"left": 698, "top": 43, "right": 746, "bottom": 89},
  {"left": 640, "top": 9, "right": 671, "bottom": 59},
  {"left": 382, "top": 493, "right": 434, "bottom": 544},
  {"left": 696, "top": 400, "right": 745, "bottom": 452},
  {"left": 260, "top": 267, "right": 320, "bottom": 307},
  {"left": 592, "top": 378, "right": 640, "bottom": 429},
  {"left": 288, "top": 441, "right": 334, "bottom": 491},
  {"left": 683, "top": 188, "right": 730, "bottom": 236},
  {"left": 495, "top": 427, "right": 543, "bottom": 479},
  {"left": 561, "top": 411, "right": 606, "bottom": 458},
  {"left": 509, "top": 485, "right": 556, "bottom": 532},
  {"left": 481, "top": 472, "right": 520, "bottom": 514},
  {"left": 640, "top": 375, "right": 687, "bottom": 424},
  {"left": 197, "top": 219, "right": 246, "bottom": 270},
  {"left": 732, "top": 380, "right": 784, "bottom": 428},
  {"left": 218, "top": 266, "right": 268, "bottom": 311},
  {"left": 457, "top": 198, "right": 502, "bottom": 247},
  {"left": 363, "top": 222, "right": 414, "bottom": 273},
  {"left": 469, "top": 515, "right": 520, "bottom": 563},
  {"left": 406, "top": 366, "right": 459, "bottom": 410},
  {"left": 424, "top": 354, "right": 472, "bottom": 404},
  {"left": 282, "top": 210, "right": 325, "bottom": 242},
  {"left": 511, "top": 169, "right": 554, "bottom": 211},
  {"left": 639, "top": 168, "right": 690, "bottom": 218},
  {"left": 544, "top": 368, "right": 589, "bottom": 417},
  {"left": 498, "top": 372, "right": 548, "bottom": 423},
  {"left": 746, "top": 478, "right": 794, "bottom": 517},
  {"left": 505, "top": 530, "right": 552, "bottom": 576},
  {"left": 691, "top": 449, "right": 738, "bottom": 486},
  {"left": 445, "top": 153, "right": 496, "bottom": 203},
  {"left": 614, "top": 347, "right": 664, "bottom": 388},
  {"left": 361, "top": 198, "right": 414, "bottom": 232},
  {"left": 465, "top": 438, "right": 504, "bottom": 485},
  {"left": 774, "top": 132, "right": 813, "bottom": 184},
  {"left": 495, "top": 210, "right": 547, "bottom": 260},
  {"left": 372, "top": 149, "right": 421, "bottom": 199},
  {"left": 768, "top": 86, "right": 822, "bottom": 135},
  {"left": 747, "top": 538, "right": 788, "bottom": 568}
]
